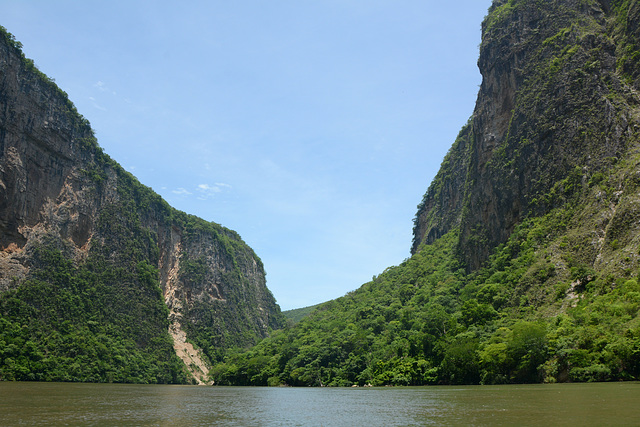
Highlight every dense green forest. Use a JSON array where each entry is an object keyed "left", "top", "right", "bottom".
[
  {"left": 0, "top": 135, "right": 280, "bottom": 382},
  {"left": 0, "top": 150, "right": 223, "bottom": 383},
  {"left": 0, "top": 202, "right": 188, "bottom": 383},
  {"left": 211, "top": 190, "right": 640, "bottom": 386}
]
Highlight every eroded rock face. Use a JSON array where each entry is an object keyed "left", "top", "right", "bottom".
[
  {"left": 412, "top": 0, "right": 640, "bottom": 270},
  {"left": 0, "top": 30, "right": 283, "bottom": 382},
  {"left": 411, "top": 122, "right": 472, "bottom": 254}
]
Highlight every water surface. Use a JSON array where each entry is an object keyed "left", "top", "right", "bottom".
[{"left": 1, "top": 381, "right": 639, "bottom": 426}]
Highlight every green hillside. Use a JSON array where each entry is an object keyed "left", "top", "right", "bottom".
[
  {"left": 211, "top": 167, "right": 640, "bottom": 386},
  {"left": 209, "top": 0, "right": 640, "bottom": 386},
  {"left": 283, "top": 304, "right": 322, "bottom": 323}
]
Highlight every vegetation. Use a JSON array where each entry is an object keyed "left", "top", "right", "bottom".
[
  {"left": 209, "top": 0, "right": 640, "bottom": 386},
  {"left": 0, "top": 244, "right": 188, "bottom": 383},
  {"left": 210, "top": 186, "right": 640, "bottom": 385},
  {"left": 0, "top": 147, "right": 279, "bottom": 382},
  {"left": 4, "top": 0, "right": 640, "bottom": 387},
  {"left": 0, "top": 25, "right": 283, "bottom": 382},
  {"left": 282, "top": 304, "right": 322, "bottom": 323}
]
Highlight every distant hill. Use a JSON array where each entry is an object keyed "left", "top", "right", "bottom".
[{"left": 283, "top": 304, "right": 322, "bottom": 323}]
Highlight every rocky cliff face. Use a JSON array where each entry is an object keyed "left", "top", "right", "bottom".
[
  {"left": 0, "top": 28, "right": 283, "bottom": 383},
  {"left": 413, "top": 0, "right": 640, "bottom": 271},
  {"left": 411, "top": 121, "right": 472, "bottom": 254},
  {"left": 206, "top": 0, "right": 640, "bottom": 387}
]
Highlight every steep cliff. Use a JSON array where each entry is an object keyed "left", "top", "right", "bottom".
[
  {"left": 413, "top": 0, "right": 640, "bottom": 271},
  {"left": 209, "top": 0, "right": 640, "bottom": 386},
  {"left": 0, "top": 27, "right": 284, "bottom": 383},
  {"left": 411, "top": 120, "right": 473, "bottom": 253}
]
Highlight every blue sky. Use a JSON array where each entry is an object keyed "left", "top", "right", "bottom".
[{"left": 2, "top": 1, "right": 491, "bottom": 310}]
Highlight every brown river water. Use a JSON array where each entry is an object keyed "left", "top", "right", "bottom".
[{"left": 1, "top": 381, "right": 639, "bottom": 426}]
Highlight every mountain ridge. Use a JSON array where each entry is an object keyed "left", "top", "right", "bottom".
[
  {"left": 0, "top": 26, "right": 284, "bottom": 383},
  {"left": 210, "top": 0, "right": 640, "bottom": 386}
]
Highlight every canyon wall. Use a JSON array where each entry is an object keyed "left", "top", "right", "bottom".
[{"left": 0, "top": 28, "right": 283, "bottom": 383}]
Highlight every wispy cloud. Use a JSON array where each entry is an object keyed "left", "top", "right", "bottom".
[
  {"left": 88, "top": 96, "right": 107, "bottom": 111},
  {"left": 197, "top": 182, "right": 231, "bottom": 200},
  {"left": 89, "top": 81, "right": 118, "bottom": 110},
  {"left": 93, "top": 80, "right": 117, "bottom": 95},
  {"left": 197, "top": 183, "right": 221, "bottom": 193},
  {"left": 170, "top": 183, "right": 231, "bottom": 200},
  {"left": 172, "top": 187, "right": 192, "bottom": 195},
  {"left": 89, "top": 80, "right": 118, "bottom": 111}
]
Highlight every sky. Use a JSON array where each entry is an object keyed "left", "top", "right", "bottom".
[{"left": 2, "top": 0, "right": 491, "bottom": 310}]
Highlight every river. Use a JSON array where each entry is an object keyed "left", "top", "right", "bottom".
[{"left": 1, "top": 381, "right": 639, "bottom": 426}]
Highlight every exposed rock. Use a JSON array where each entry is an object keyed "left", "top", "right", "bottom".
[
  {"left": 0, "top": 28, "right": 284, "bottom": 383},
  {"left": 413, "top": 0, "right": 640, "bottom": 271}
]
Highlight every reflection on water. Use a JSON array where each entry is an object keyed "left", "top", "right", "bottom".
[{"left": 1, "top": 381, "right": 639, "bottom": 426}]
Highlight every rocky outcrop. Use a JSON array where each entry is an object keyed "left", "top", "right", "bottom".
[
  {"left": 413, "top": 0, "right": 640, "bottom": 270},
  {"left": 411, "top": 121, "right": 472, "bottom": 254},
  {"left": 0, "top": 28, "right": 284, "bottom": 382}
]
